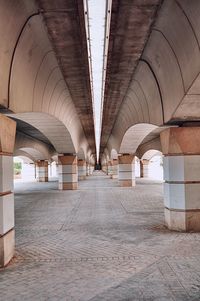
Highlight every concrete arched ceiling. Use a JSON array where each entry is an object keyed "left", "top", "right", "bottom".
[
  {"left": 12, "top": 113, "right": 76, "bottom": 154},
  {"left": 100, "top": 0, "right": 200, "bottom": 159},
  {"left": 0, "top": 0, "right": 95, "bottom": 158},
  {"left": 100, "top": 0, "right": 163, "bottom": 154},
  {"left": 17, "top": 147, "right": 47, "bottom": 162},
  {"left": 119, "top": 124, "right": 158, "bottom": 154},
  {"left": 14, "top": 150, "right": 35, "bottom": 163},
  {"left": 15, "top": 154, "right": 34, "bottom": 164},
  {"left": 142, "top": 150, "right": 162, "bottom": 161},
  {"left": 14, "top": 131, "right": 54, "bottom": 161}
]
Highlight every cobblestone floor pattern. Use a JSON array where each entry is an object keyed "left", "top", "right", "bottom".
[{"left": 1, "top": 171, "right": 200, "bottom": 300}]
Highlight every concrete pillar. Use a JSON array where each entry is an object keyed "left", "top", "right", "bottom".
[
  {"left": 36, "top": 160, "right": 48, "bottom": 182},
  {"left": 118, "top": 154, "right": 135, "bottom": 187},
  {"left": 111, "top": 159, "right": 119, "bottom": 179},
  {"left": 0, "top": 115, "right": 16, "bottom": 267},
  {"left": 58, "top": 155, "right": 78, "bottom": 190},
  {"left": 107, "top": 161, "right": 113, "bottom": 177},
  {"left": 102, "top": 163, "right": 109, "bottom": 174},
  {"left": 102, "top": 164, "right": 107, "bottom": 173},
  {"left": 89, "top": 164, "right": 94, "bottom": 175},
  {"left": 78, "top": 159, "right": 86, "bottom": 180},
  {"left": 102, "top": 162, "right": 109, "bottom": 174},
  {"left": 106, "top": 163, "right": 109, "bottom": 175},
  {"left": 86, "top": 162, "right": 90, "bottom": 176},
  {"left": 56, "top": 163, "right": 59, "bottom": 177},
  {"left": 140, "top": 159, "right": 150, "bottom": 178},
  {"left": 161, "top": 127, "right": 200, "bottom": 232}
]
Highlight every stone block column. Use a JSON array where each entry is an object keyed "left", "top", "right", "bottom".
[
  {"left": 140, "top": 159, "right": 150, "bottom": 178},
  {"left": 107, "top": 161, "right": 113, "bottom": 177},
  {"left": 111, "top": 159, "right": 119, "bottom": 179},
  {"left": 102, "top": 163, "right": 109, "bottom": 174},
  {"left": 118, "top": 154, "right": 135, "bottom": 187},
  {"left": 58, "top": 155, "right": 77, "bottom": 190},
  {"left": 0, "top": 115, "right": 16, "bottom": 267},
  {"left": 161, "top": 127, "right": 200, "bottom": 232},
  {"left": 101, "top": 164, "right": 107, "bottom": 173},
  {"left": 36, "top": 160, "right": 48, "bottom": 182},
  {"left": 86, "top": 162, "right": 90, "bottom": 176},
  {"left": 78, "top": 159, "right": 86, "bottom": 180},
  {"left": 89, "top": 164, "right": 94, "bottom": 175},
  {"left": 106, "top": 163, "right": 109, "bottom": 175}
]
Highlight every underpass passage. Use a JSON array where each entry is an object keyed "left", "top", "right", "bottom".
[{"left": 1, "top": 172, "right": 200, "bottom": 300}]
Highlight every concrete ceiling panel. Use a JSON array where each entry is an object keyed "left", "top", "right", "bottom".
[
  {"left": 142, "top": 30, "right": 185, "bottom": 122},
  {"left": 177, "top": 0, "right": 200, "bottom": 47},
  {"left": 173, "top": 94, "right": 200, "bottom": 120},
  {"left": 125, "top": 89, "right": 145, "bottom": 122},
  {"left": 154, "top": 0, "right": 200, "bottom": 92},
  {"left": 0, "top": 0, "right": 37, "bottom": 108},
  {"left": 134, "top": 61, "right": 163, "bottom": 125}
]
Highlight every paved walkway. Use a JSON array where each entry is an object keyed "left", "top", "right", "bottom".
[{"left": 1, "top": 171, "right": 200, "bottom": 300}]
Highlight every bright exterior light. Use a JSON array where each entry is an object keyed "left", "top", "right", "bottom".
[{"left": 85, "top": 0, "right": 107, "bottom": 162}]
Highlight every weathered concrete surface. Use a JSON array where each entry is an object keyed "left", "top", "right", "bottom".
[
  {"left": 0, "top": 114, "right": 16, "bottom": 267},
  {"left": 100, "top": 0, "right": 162, "bottom": 152},
  {"left": 0, "top": 172, "right": 200, "bottom": 299},
  {"left": 100, "top": 0, "right": 200, "bottom": 167},
  {"left": 36, "top": 0, "right": 95, "bottom": 153},
  {"left": 0, "top": 0, "right": 95, "bottom": 160}
]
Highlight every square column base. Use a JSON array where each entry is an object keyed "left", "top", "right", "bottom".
[
  {"left": 119, "top": 179, "right": 135, "bottom": 187},
  {"left": 0, "top": 229, "right": 15, "bottom": 267},
  {"left": 111, "top": 175, "right": 118, "bottom": 179},
  {"left": 165, "top": 208, "right": 200, "bottom": 232},
  {"left": 37, "top": 177, "right": 48, "bottom": 182},
  {"left": 59, "top": 182, "right": 78, "bottom": 190}
]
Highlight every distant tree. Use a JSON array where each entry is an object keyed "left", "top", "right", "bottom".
[{"left": 14, "top": 162, "right": 22, "bottom": 175}]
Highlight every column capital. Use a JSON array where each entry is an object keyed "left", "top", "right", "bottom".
[
  {"left": 78, "top": 159, "right": 86, "bottom": 166},
  {"left": 112, "top": 159, "right": 119, "bottom": 165},
  {"left": 0, "top": 114, "right": 16, "bottom": 155},
  {"left": 141, "top": 159, "right": 150, "bottom": 165},
  {"left": 58, "top": 155, "right": 77, "bottom": 165},
  {"left": 160, "top": 127, "right": 200, "bottom": 155},
  {"left": 36, "top": 160, "right": 48, "bottom": 167},
  {"left": 118, "top": 154, "right": 135, "bottom": 164}
]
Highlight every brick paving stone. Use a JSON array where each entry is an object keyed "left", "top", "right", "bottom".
[{"left": 0, "top": 171, "right": 200, "bottom": 300}]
